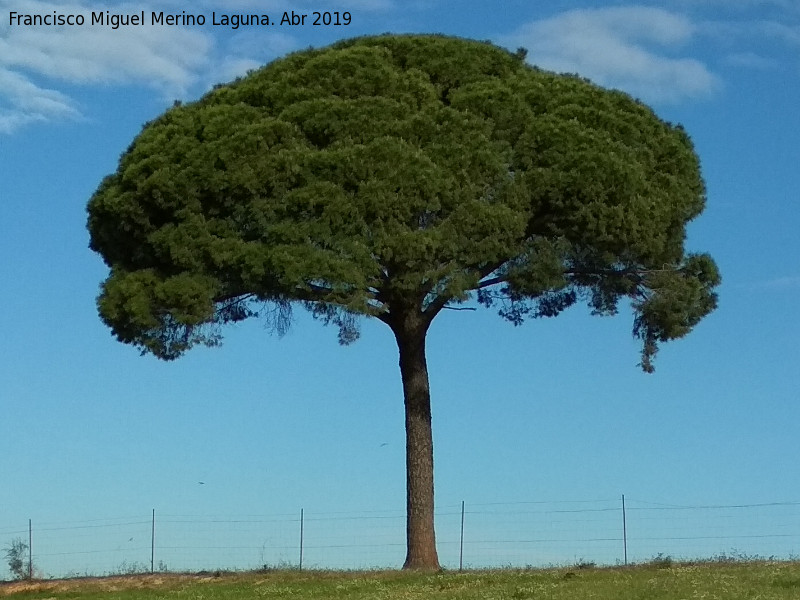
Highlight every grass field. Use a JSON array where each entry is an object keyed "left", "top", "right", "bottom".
[{"left": 3, "top": 562, "right": 800, "bottom": 599}]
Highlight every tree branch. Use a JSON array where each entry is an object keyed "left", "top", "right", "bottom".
[
  {"left": 477, "top": 264, "right": 672, "bottom": 292},
  {"left": 477, "top": 275, "right": 508, "bottom": 289}
]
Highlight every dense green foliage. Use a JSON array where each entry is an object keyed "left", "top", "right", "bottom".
[
  {"left": 4, "top": 564, "right": 800, "bottom": 599},
  {"left": 87, "top": 34, "right": 719, "bottom": 371}
]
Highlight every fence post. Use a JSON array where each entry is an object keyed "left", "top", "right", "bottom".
[
  {"left": 622, "top": 495, "right": 628, "bottom": 566},
  {"left": 459, "top": 501, "right": 465, "bottom": 572},
  {"left": 299, "top": 508, "right": 304, "bottom": 571},
  {"left": 28, "top": 519, "right": 33, "bottom": 580},
  {"left": 151, "top": 509, "right": 155, "bottom": 573}
]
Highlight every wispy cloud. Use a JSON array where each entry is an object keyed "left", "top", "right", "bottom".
[
  {"left": 676, "top": 0, "right": 799, "bottom": 10},
  {"left": 697, "top": 14, "right": 800, "bottom": 78},
  {"left": 0, "top": 0, "right": 341, "bottom": 133},
  {"left": 756, "top": 21, "right": 800, "bottom": 46},
  {"left": 701, "top": 18, "right": 800, "bottom": 45},
  {"left": 204, "top": 29, "right": 299, "bottom": 88},
  {"left": 724, "top": 51, "right": 778, "bottom": 69},
  {"left": 761, "top": 276, "right": 800, "bottom": 289},
  {"left": 0, "top": 69, "right": 81, "bottom": 133},
  {"left": 501, "top": 6, "right": 720, "bottom": 104},
  {"left": 0, "top": 0, "right": 219, "bottom": 132},
  {"left": 1, "top": 26, "right": 212, "bottom": 90}
]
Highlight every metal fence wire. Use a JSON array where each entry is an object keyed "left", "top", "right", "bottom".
[{"left": 3, "top": 497, "right": 800, "bottom": 579}]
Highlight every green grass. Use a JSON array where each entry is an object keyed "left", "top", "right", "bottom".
[{"left": 3, "top": 562, "right": 800, "bottom": 599}]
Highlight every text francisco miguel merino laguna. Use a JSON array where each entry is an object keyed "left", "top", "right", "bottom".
[{"left": 8, "top": 9, "right": 352, "bottom": 28}]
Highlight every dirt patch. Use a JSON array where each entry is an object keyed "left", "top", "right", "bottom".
[{"left": 0, "top": 573, "right": 221, "bottom": 596}]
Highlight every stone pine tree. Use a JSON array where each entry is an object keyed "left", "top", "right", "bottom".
[{"left": 87, "top": 35, "right": 720, "bottom": 569}]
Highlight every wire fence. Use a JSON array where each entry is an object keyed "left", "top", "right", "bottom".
[{"left": 3, "top": 497, "right": 800, "bottom": 579}]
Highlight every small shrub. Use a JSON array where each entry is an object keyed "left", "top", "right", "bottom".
[
  {"left": 4, "top": 538, "right": 31, "bottom": 580},
  {"left": 708, "top": 550, "right": 769, "bottom": 564},
  {"left": 259, "top": 560, "right": 295, "bottom": 572},
  {"left": 113, "top": 560, "right": 150, "bottom": 575},
  {"left": 649, "top": 553, "right": 673, "bottom": 569}
]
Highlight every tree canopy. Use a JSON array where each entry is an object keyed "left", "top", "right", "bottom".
[
  {"left": 88, "top": 35, "right": 718, "bottom": 371},
  {"left": 87, "top": 34, "right": 720, "bottom": 568}
]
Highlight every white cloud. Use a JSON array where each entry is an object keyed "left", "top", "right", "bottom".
[
  {"left": 0, "top": 0, "right": 327, "bottom": 134},
  {"left": 204, "top": 31, "right": 298, "bottom": 88},
  {"left": 703, "top": 19, "right": 800, "bottom": 46},
  {"left": 757, "top": 21, "right": 800, "bottom": 46},
  {"left": 502, "top": 6, "right": 720, "bottom": 104},
  {"left": 697, "top": 15, "right": 800, "bottom": 76},
  {"left": 1, "top": 1, "right": 212, "bottom": 91},
  {"left": 0, "top": 68, "right": 80, "bottom": 133},
  {"left": 724, "top": 51, "right": 778, "bottom": 69},
  {"left": 1, "top": 27, "right": 212, "bottom": 91},
  {"left": 209, "top": 56, "right": 263, "bottom": 83},
  {"left": 678, "top": 0, "right": 798, "bottom": 9},
  {"left": 0, "top": 0, "right": 216, "bottom": 133}
]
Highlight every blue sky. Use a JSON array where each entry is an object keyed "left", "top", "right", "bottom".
[{"left": 1, "top": 0, "right": 799, "bottom": 576}]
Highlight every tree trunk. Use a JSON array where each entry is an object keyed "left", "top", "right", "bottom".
[{"left": 393, "top": 311, "right": 440, "bottom": 570}]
